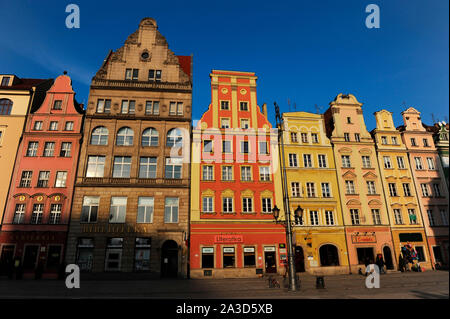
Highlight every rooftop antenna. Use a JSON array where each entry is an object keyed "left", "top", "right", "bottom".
[
  {"left": 293, "top": 102, "right": 297, "bottom": 111},
  {"left": 314, "top": 104, "right": 323, "bottom": 114},
  {"left": 431, "top": 113, "right": 436, "bottom": 124},
  {"left": 287, "top": 99, "right": 291, "bottom": 112}
]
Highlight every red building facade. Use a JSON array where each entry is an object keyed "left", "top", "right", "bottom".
[
  {"left": 0, "top": 73, "right": 84, "bottom": 277},
  {"left": 190, "top": 70, "right": 286, "bottom": 278}
]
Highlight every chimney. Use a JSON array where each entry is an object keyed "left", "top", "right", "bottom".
[{"left": 262, "top": 103, "right": 268, "bottom": 119}]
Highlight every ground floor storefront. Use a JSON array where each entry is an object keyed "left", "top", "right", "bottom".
[
  {"left": 345, "top": 226, "right": 395, "bottom": 274},
  {"left": 293, "top": 227, "right": 350, "bottom": 275},
  {"left": 0, "top": 230, "right": 66, "bottom": 278},
  {"left": 190, "top": 223, "right": 286, "bottom": 279},
  {"left": 390, "top": 229, "right": 432, "bottom": 271},
  {"left": 427, "top": 236, "right": 449, "bottom": 269}
]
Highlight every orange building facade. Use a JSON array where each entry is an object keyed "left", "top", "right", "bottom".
[{"left": 190, "top": 70, "right": 286, "bottom": 278}]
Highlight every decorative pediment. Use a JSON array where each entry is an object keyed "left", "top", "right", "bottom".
[
  {"left": 241, "top": 189, "right": 254, "bottom": 197},
  {"left": 358, "top": 148, "right": 372, "bottom": 155},
  {"left": 368, "top": 199, "right": 382, "bottom": 206},
  {"left": 405, "top": 202, "right": 418, "bottom": 207},
  {"left": 342, "top": 171, "right": 357, "bottom": 179},
  {"left": 346, "top": 199, "right": 361, "bottom": 206},
  {"left": 12, "top": 193, "right": 29, "bottom": 200},
  {"left": 260, "top": 190, "right": 273, "bottom": 197},
  {"left": 221, "top": 189, "right": 234, "bottom": 197},
  {"left": 48, "top": 193, "right": 67, "bottom": 201},
  {"left": 338, "top": 147, "right": 352, "bottom": 154},
  {"left": 202, "top": 189, "right": 215, "bottom": 197},
  {"left": 363, "top": 171, "right": 378, "bottom": 179},
  {"left": 390, "top": 202, "right": 402, "bottom": 208}
]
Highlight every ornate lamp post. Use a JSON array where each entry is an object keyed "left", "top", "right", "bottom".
[{"left": 273, "top": 101, "right": 303, "bottom": 291}]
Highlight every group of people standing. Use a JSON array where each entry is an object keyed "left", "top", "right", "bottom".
[{"left": 398, "top": 243, "right": 423, "bottom": 272}]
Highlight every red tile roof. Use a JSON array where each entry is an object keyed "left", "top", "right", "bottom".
[
  {"left": 177, "top": 55, "right": 192, "bottom": 78},
  {"left": 0, "top": 78, "right": 51, "bottom": 90}
]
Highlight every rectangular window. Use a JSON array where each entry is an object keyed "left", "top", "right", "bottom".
[
  {"left": 64, "top": 121, "right": 74, "bottom": 131},
  {"left": 381, "top": 136, "right": 388, "bottom": 144},
  {"left": 13, "top": 204, "right": 25, "bottom": 224},
  {"left": 311, "top": 133, "right": 319, "bottom": 143},
  {"left": 43, "top": 142, "right": 55, "bottom": 157},
  {"left": 145, "top": 101, "right": 160, "bottom": 115},
  {"left": 49, "top": 204, "right": 62, "bottom": 224},
  {"left": 53, "top": 100, "right": 62, "bottom": 110},
  {"left": 60, "top": 142, "right": 72, "bottom": 157},
  {"left": 301, "top": 133, "right": 308, "bottom": 143},
  {"left": 342, "top": 155, "right": 351, "bottom": 168},
  {"left": 354, "top": 133, "right": 360, "bottom": 142},
  {"left": 203, "top": 165, "right": 214, "bottom": 181},
  {"left": 303, "top": 154, "right": 312, "bottom": 167},
  {"left": 109, "top": 197, "right": 127, "bottom": 223},
  {"left": 121, "top": 100, "right": 135, "bottom": 114},
  {"left": 169, "top": 102, "right": 176, "bottom": 115},
  {"left": 240, "top": 166, "right": 251, "bottom": 181},
  {"left": 243, "top": 247, "right": 256, "bottom": 267},
  {"left": 310, "top": 211, "right": 319, "bottom": 225},
  {"left": 383, "top": 156, "right": 392, "bottom": 169},
  {"left": 81, "top": 196, "right": 99, "bottom": 223},
  {"left": 259, "top": 141, "right": 269, "bottom": 155},
  {"left": 202, "top": 247, "right": 214, "bottom": 268},
  {"left": 397, "top": 156, "right": 406, "bottom": 169},
  {"left": 347, "top": 117, "right": 352, "bottom": 124},
  {"left": 223, "top": 247, "right": 235, "bottom": 268},
  {"left": 290, "top": 132, "right": 298, "bottom": 143},
  {"left": 372, "top": 209, "right": 381, "bottom": 225},
  {"left": 139, "top": 157, "right": 157, "bottom": 179},
  {"left": 165, "top": 157, "right": 182, "bottom": 179},
  {"left": 259, "top": 166, "right": 270, "bottom": 181},
  {"left": 137, "top": 197, "right": 154, "bottom": 223},
  {"left": 221, "top": 118, "right": 230, "bottom": 129},
  {"left": 239, "top": 102, "right": 248, "bottom": 111},
  {"left": 325, "top": 210, "right": 335, "bottom": 226},
  {"left": 222, "top": 166, "right": 233, "bottom": 181},
  {"left": 55, "top": 171, "right": 67, "bottom": 187},
  {"left": 113, "top": 156, "right": 132, "bottom": 178},
  {"left": 289, "top": 154, "right": 298, "bottom": 167},
  {"left": 345, "top": 180, "right": 355, "bottom": 194},
  {"left": 241, "top": 141, "right": 249, "bottom": 154},
  {"left": 125, "top": 68, "right": 138, "bottom": 80},
  {"left": 33, "top": 121, "right": 43, "bottom": 131},
  {"left": 134, "top": 237, "right": 151, "bottom": 271},
  {"left": 408, "top": 209, "right": 418, "bottom": 225},
  {"left": 26, "top": 142, "right": 39, "bottom": 157},
  {"left": 240, "top": 119, "right": 249, "bottom": 129},
  {"left": 350, "top": 209, "right": 360, "bottom": 225},
  {"left": 433, "top": 184, "right": 441, "bottom": 197},
  {"left": 262, "top": 198, "right": 272, "bottom": 213},
  {"left": 96, "top": 99, "right": 111, "bottom": 113},
  {"left": 222, "top": 197, "right": 233, "bottom": 213},
  {"left": 37, "top": 171, "right": 50, "bottom": 187},
  {"left": 318, "top": 154, "right": 327, "bottom": 168},
  {"left": 1, "top": 77, "right": 10, "bottom": 86},
  {"left": 423, "top": 138, "right": 429, "bottom": 147},
  {"left": 203, "top": 140, "right": 213, "bottom": 153},
  {"left": 176, "top": 102, "right": 183, "bottom": 115},
  {"left": 421, "top": 184, "right": 430, "bottom": 197},
  {"left": 306, "top": 182, "right": 316, "bottom": 198},
  {"left": 344, "top": 133, "right": 350, "bottom": 142},
  {"left": 410, "top": 138, "right": 417, "bottom": 146},
  {"left": 427, "top": 210, "right": 435, "bottom": 226},
  {"left": 220, "top": 101, "right": 229, "bottom": 110},
  {"left": 222, "top": 140, "right": 231, "bottom": 153},
  {"left": 164, "top": 197, "right": 179, "bottom": 223},
  {"left": 388, "top": 183, "right": 398, "bottom": 197},
  {"left": 242, "top": 197, "right": 253, "bottom": 213},
  {"left": 86, "top": 156, "right": 105, "bottom": 177},
  {"left": 367, "top": 181, "right": 376, "bottom": 195},
  {"left": 391, "top": 136, "right": 398, "bottom": 144},
  {"left": 427, "top": 157, "right": 435, "bottom": 170},
  {"left": 415, "top": 157, "right": 423, "bottom": 170},
  {"left": 403, "top": 183, "right": 412, "bottom": 197},
  {"left": 19, "top": 171, "right": 33, "bottom": 187},
  {"left": 202, "top": 197, "right": 214, "bottom": 213},
  {"left": 49, "top": 121, "right": 58, "bottom": 131},
  {"left": 362, "top": 156, "right": 371, "bottom": 168},
  {"left": 31, "top": 204, "right": 44, "bottom": 224},
  {"left": 291, "top": 182, "right": 301, "bottom": 197},
  {"left": 440, "top": 210, "right": 448, "bottom": 226},
  {"left": 105, "top": 238, "right": 123, "bottom": 271},
  {"left": 321, "top": 183, "right": 331, "bottom": 198}
]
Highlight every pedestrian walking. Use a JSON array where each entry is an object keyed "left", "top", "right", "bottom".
[{"left": 375, "top": 253, "right": 385, "bottom": 274}]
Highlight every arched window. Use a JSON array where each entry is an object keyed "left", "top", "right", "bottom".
[
  {"left": 90, "top": 126, "right": 109, "bottom": 145},
  {"left": 116, "top": 127, "right": 134, "bottom": 146},
  {"left": 319, "top": 244, "right": 340, "bottom": 267},
  {"left": 0, "top": 99, "right": 13, "bottom": 115},
  {"left": 142, "top": 128, "right": 159, "bottom": 147},
  {"left": 166, "top": 128, "right": 183, "bottom": 147}
]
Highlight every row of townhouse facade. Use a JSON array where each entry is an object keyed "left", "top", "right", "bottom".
[{"left": 0, "top": 18, "right": 448, "bottom": 279}]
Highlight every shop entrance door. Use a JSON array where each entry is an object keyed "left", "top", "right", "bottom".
[
  {"left": 23, "top": 245, "right": 39, "bottom": 271},
  {"left": 0, "top": 245, "right": 15, "bottom": 275},
  {"left": 294, "top": 246, "right": 305, "bottom": 272},
  {"left": 264, "top": 248, "right": 277, "bottom": 273},
  {"left": 383, "top": 246, "right": 394, "bottom": 270},
  {"left": 161, "top": 240, "right": 178, "bottom": 278}
]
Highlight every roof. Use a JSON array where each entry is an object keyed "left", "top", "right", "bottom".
[
  {"left": 0, "top": 78, "right": 52, "bottom": 91},
  {"left": 177, "top": 55, "right": 192, "bottom": 79}
]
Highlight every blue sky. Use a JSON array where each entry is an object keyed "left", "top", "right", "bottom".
[{"left": 0, "top": 0, "right": 448, "bottom": 129}]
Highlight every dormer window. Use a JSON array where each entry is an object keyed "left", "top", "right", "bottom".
[
  {"left": 347, "top": 117, "right": 352, "bottom": 124},
  {"left": 53, "top": 100, "right": 62, "bottom": 110},
  {"left": 1, "top": 77, "right": 10, "bottom": 86},
  {"left": 423, "top": 138, "right": 429, "bottom": 147},
  {"left": 410, "top": 138, "right": 417, "bottom": 146}
]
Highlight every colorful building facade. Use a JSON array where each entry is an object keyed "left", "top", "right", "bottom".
[
  {"left": 398, "top": 108, "right": 449, "bottom": 268},
  {"left": 372, "top": 110, "right": 431, "bottom": 270},
  {"left": 0, "top": 74, "right": 84, "bottom": 277},
  {"left": 190, "top": 70, "right": 286, "bottom": 278},
  {"left": 324, "top": 94, "right": 394, "bottom": 273},
  {"left": 65, "top": 18, "right": 192, "bottom": 277},
  {"left": 426, "top": 122, "right": 449, "bottom": 189},
  {"left": 281, "top": 112, "right": 349, "bottom": 275}
]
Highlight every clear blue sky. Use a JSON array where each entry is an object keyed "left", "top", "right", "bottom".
[{"left": 1, "top": 0, "right": 448, "bottom": 129}]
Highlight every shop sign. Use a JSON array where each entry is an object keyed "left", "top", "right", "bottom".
[
  {"left": 202, "top": 247, "right": 214, "bottom": 253},
  {"left": 223, "top": 247, "right": 235, "bottom": 253},
  {"left": 351, "top": 233, "right": 376, "bottom": 243},
  {"left": 243, "top": 247, "right": 255, "bottom": 253},
  {"left": 214, "top": 234, "right": 243, "bottom": 244},
  {"left": 264, "top": 246, "right": 276, "bottom": 252}
]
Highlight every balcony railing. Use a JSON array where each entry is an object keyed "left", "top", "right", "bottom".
[{"left": 81, "top": 177, "right": 188, "bottom": 186}]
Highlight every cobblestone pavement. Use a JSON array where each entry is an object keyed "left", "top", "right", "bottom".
[{"left": 0, "top": 270, "right": 448, "bottom": 299}]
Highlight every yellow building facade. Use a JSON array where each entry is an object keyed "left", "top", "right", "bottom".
[
  {"left": 282, "top": 112, "right": 349, "bottom": 275},
  {"left": 372, "top": 110, "right": 432, "bottom": 270}
]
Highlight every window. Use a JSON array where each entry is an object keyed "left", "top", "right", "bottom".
[
  {"left": 391, "top": 136, "right": 398, "bottom": 145},
  {"left": 259, "top": 166, "right": 270, "bottom": 181},
  {"left": 262, "top": 198, "right": 272, "bottom": 213},
  {"left": 306, "top": 182, "right": 316, "bottom": 198},
  {"left": 362, "top": 156, "right": 371, "bottom": 168},
  {"left": 325, "top": 211, "right": 335, "bottom": 226},
  {"left": 312, "top": 133, "right": 319, "bottom": 143},
  {"left": 318, "top": 155, "right": 327, "bottom": 168},
  {"left": 109, "top": 197, "right": 127, "bottom": 223},
  {"left": 310, "top": 211, "right": 319, "bottom": 225},
  {"left": 65, "top": 121, "right": 74, "bottom": 131},
  {"left": 241, "top": 141, "right": 249, "bottom": 154},
  {"left": 26, "top": 142, "right": 38, "bottom": 157},
  {"left": 1, "top": 77, "right": 10, "bottom": 86},
  {"left": 86, "top": 156, "right": 105, "bottom": 177},
  {"left": 397, "top": 156, "right": 406, "bottom": 169},
  {"left": 222, "top": 197, "right": 233, "bottom": 213},
  {"left": 301, "top": 133, "right": 308, "bottom": 143},
  {"left": 222, "top": 166, "right": 233, "bottom": 181},
  {"left": 221, "top": 118, "right": 230, "bottom": 129},
  {"left": 408, "top": 209, "right": 418, "bottom": 225},
  {"left": 433, "top": 184, "right": 441, "bottom": 197},
  {"left": 342, "top": 155, "right": 351, "bottom": 168},
  {"left": 116, "top": 127, "right": 134, "bottom": 146},
  {"left": 96, "top": 99, "right": 111, "bottom": 113},
  {"left": 259, "top": 141, "right": 268, "bottom": 155},
  {"left": 414, "top": 157, "right": 423, "bottom": 170},
  {"left": 403, "top": 183, "right": 412, "bottom": 197},
  {"left": 350, "top": 209, "right": 360, "bottom": 225},
  {"left": 242, "top": 197, "right": 253, "bottom": 213},
  {"left": 243, "top": 247, "right": 256, "bottom": 267},
  {"left": 415, "top": 246, "right": 426, "bottom": 262},
  {"left": 241, "top": 166, "right": 252, "bottom": 181},
  {"left": 148, "top": 69, "right": 162, "bottom": 82},
  {"left": 59, "top": 142, "right": 72, "bottom": 157},
  {"left": 142, "top": 128, "right": 158, "bottom": 147},
  {"left": 49, "top": 121, "right": 58, "bottom": 131},
  {"left": 81, "top": 196, "right": 99, "bottom": 223},
  {"left": 427, "top": 210, "right": 435, "bottom": 226},
  {"left": 222, "top": 140, "right": 231, "bottom": 153},
  {"left": 165, "top": 157, "right": 182, "bottom": 179},
  {"left": 145, "top": 101, "right": 160, "bottom": 115},
  {"left": 55, "top": 171, "right": 67, "bottom": 187},
  {"left": 37, "top": 171, "right": 50, "bottom": 187},
  {"left": 0, "top": 99, "right": 13, "bottom": 115},
  {"left": 303, "top": 154, "right": 312, "bottom": 167},
  {"left": 291, "top": 182, "right": 301, "bottom": 197},
  {"left": 134, "top": 237, "right": 151, "bottom": 271},
  {"left": 381, "top": 136, "right": 388, "bottom": 144},
  {"left": 43, "top": 142, "right": 55, "bottom": 157},
  {"left": 347, "top": 117, "right": 352, "bottom": 124},
  {"left": 91, "top": 127, "right": 109, "bottom": 145},
  {"left": 440, "top": 210, "right": 448, "bottom": 226},
  {"left": 169, "top": 102, "right": 183, "bottom": 116},
  {"left": 121, "top": 100, "right": 135, "bottom": 114},
  {"left": 240, "top": 119, "right": 250, "bottom": 129},
  {"left": 289, "top": 153, "right": 298, "bottom": 167},
  {"left": 105, "top": 238, "right": 123, "bottom": 271},
  {"left": 113, "top": 156, "right": 132, "bottom": 178},
  {"left": 421, "top": 184, "right": 430, "bottom": 197},
  {"left": 33, "top": 121, "right": 43, "bottom": 130},
  {"left": 203, "top": 140, "right": 213, "bottom": 153},
  {"left": 354, "top": 133, "right": 360, "bottom": 142},
  {"left": 13, "top": 204, "right": 25, "bottom": 224},
  {"left": 367, "top": 181, "right": 376, "bottom": 195},
  {"left": 125, "top": 68, "right": 138, "bottom": 80},
  {"left": 139, "top": 157, "right": 157, "bottom": 179},
  {"left": 203, "top": 165, "right": 214, "bottom": 181},
  {"left": 394, "top": 209, "right": 403, "bottom": 224},
  {"left": 223, "top": 247, "right": 235, "bottom": 268},
  {"left": 201, "top": 247, "right": 214, "bottom": 268},
  {"left": 423, "top": 138, "right": 429, "bottom": 147},
  {"left": 53, "top": 100, "right": 62, "bottom": 110},
  {"left": 388, "top": 183, "right": 398, "bottom": 197},
  {"left": 31, "top": 204, "right": 44, "bottom": 224},
  {"left": 49, "top": 204, "right": 62, "bottom": 224},
  {"left": 344, "top": 133, "right": 350, "bottom": 142},
  {"left": 426, "top": 157, "right": 435, "bottom": 170},
  {"left": 321, "top": 183, "right": 331, "bottom": 198},
  {"left": 383, "top": 156, "right": 392, "bottom": 169},
  {"left": 166, "top": 128, "right": 183, "bottom": 147},
  {"left": 20, "top": 171, "right": 33, "bottom": 187},
  {"left": 410, "top": 138, "right": 417, "bottom": 146},
  {"left": 202, "top": 197, "right": 214, "bottom": 213},
  {"left": 345, "top": 180, "right": 355, "bottom": 194},
  {"left": 220, "top": 101, "right": 229, "bottom": 110},
  {"left": 137, "top": 197, "right": 154, "bottom": 223},
  {"left": 291, "top": 132, "right": 298, "bottom": 143},
  {"left": 239, "top": 102, "right": 248, "bottom": 111},
  {"left": 164, "top": 197, "right": 179, "bottom": 223},
  {"left": 372, "top": 209, "right": 381, "bottom": 225}
]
